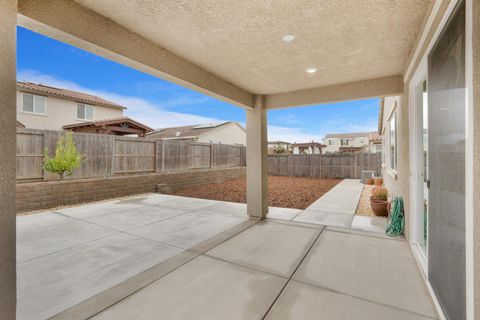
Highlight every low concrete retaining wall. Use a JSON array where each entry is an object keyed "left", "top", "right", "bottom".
[{"left": 16, "top": 167, "right": 246, "bottom": 213}]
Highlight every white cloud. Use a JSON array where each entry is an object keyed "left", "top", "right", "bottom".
[
  {"left": 267, "top": 117, "right": 377, "bottom": 144},
  {"left": 17, "top": 70, "right": 222, "bottom": 129},
  {"left": 17, "top": 70, "right": 377, "bottom": 140}
]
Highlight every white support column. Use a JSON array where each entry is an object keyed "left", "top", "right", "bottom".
[
  {"left": 0, "top": 0, "right": 17, "bottom": 318},
  {"left": 246, "top": 95, "right": 268, "bottom": 220}
]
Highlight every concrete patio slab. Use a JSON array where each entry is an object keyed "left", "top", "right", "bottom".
[
  {"left": 294, "top": 210, "right": 354, "bottom": 228},
  {"left": 202, "top": 200, "right": 247, "bottom": 217},
  {"left": 91, "top": 255, "right": 287, "bottom": 320},
  {"left": 266, "top": 207, "right": 302, "bottom": 221},
  {"left": 115, "top": 193, "right": 183, "bottom": 206},
  {"left": 154, "top": 196, "right": 221, "bottom": 210},
  {"left": 81, "top": 205, "right": 191, "bottom": 231},
  {"left": 17, "top": 218, "right": 116, "bottom": 262},
  {"left": 265, "top": 280, "right": 433, "bottom": 320},
  {"left": 351, "top": 215, "right": 387, "bottom": 234},
  {"left": 17, "top": 194, "right": 436, "bottom": 320},
  {"left": 207, "top": 221, "right": 320, "bottom": 277},
  {"left": 127, "top": 211, "right": 248, "bottom": 249},
  {"left": 55, "top": 200, "right": 147, "bottom": 219},
  {"left": 16, "top": 211, "right": 72, "bottom": 229},
  {"left": 293, "top": 229, "right": 437, "bottom": 318},
  {"left": 17, "top": 233, "right": 183, "bottom": 320}
]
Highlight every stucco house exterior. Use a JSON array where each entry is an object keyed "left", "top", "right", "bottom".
[
  {"left": 16, "top": 81, "right": 125, "bottom": 130},
  {"left": 322, "top": 132, "right": 382, "bottom": 153},
  {"left": 146, "top": 121, "right": 246, "bottom": 146}
]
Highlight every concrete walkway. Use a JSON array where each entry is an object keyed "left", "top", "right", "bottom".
[{"left": 293, "top": 179, "right": 363, "bottom": 228}]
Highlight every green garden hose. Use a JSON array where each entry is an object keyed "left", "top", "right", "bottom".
[{"left": 386, "top": 196, "right": 404, "bottom": 237}]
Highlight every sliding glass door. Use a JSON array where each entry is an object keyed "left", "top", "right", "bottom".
[{"left": 427, "top": 1, "right": 466, "bottom": 318}]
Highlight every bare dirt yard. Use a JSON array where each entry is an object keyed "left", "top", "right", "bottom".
[{"left": 173, "top": 176, "right": 342, "bottom": 209}]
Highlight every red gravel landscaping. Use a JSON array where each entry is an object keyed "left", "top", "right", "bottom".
[{"left": 173, "top": 176, "right": 342, "bottom": 209}]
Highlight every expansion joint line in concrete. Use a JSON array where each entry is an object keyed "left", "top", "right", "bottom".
[{"left": 261, "top": 225, "right": 325, "bottom": 319}]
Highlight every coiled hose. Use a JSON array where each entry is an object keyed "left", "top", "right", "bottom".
[{"left": 386, "top": 196, "right": 404, "bottom": 237}]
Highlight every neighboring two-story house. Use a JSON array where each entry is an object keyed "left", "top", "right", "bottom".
[
  {"left": 322, "top": 132, "right": 382, "bottom": 153},
  {"left": 146, "top": 122, "right": 246, "bottom": 146},
  {"left": 292, "top": 142, "right": 325, "bottom": 155},
  {"left": 17, "top": 81, "right": 125, "bottom": 131}
]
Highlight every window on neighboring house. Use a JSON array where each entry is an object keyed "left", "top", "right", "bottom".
[
  {"left": 22, "top": 93, "right": 46, "bottom": 114},
  {"left": 341, "top": 139, "right": 349, "bottom": 146},
  {"left": 328, "top": 140, "right": 333, "bottom": 146},
  {"left": 360, "top": 138, "right": 365, "bottom": 144},
  {"left": 389, "top": 113, "right": 397, "bottom": 171},
  {"left": 77, "top": 103, "right": 94, "bottom": 121}
]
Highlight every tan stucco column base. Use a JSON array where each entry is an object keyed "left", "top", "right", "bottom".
[
  {"left": 0, "top": 0, "right": 17, "bottom": 318},
  {"left": 246, "top": 95, "right": 268, "bottom": 220}
]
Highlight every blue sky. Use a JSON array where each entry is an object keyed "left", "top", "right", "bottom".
[{"left": 17, "top": 27, "right": 379, "bottom": 143}]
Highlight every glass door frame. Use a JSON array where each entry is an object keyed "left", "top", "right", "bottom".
[{"left": 408, "top": 57, "right": 428, "bottom": 275}]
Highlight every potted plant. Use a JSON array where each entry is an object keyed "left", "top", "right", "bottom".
[
  {"left": 374, "top": 177, "right": 383, "bottom": 186},
  {"left": 370, "top": 187, "right": 389, "bottom": 216},
  {"left": 365, "top": 178, "right": 374, "bottom": 185}
]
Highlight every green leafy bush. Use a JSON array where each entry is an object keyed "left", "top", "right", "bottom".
[{"left": 43, "top": 133, "right": 84, "bottom": 180}]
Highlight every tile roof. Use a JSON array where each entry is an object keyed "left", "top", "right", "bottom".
[
  {"left": 146, "top": 121, "right": 244, "bottom": 139},
  {"left": 17, "top": 81, "right": 126, "bottom": 110}
]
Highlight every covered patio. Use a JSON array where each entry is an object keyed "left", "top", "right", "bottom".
[{"left": 2, "top": 0, "right": 480, "bottom": 319}]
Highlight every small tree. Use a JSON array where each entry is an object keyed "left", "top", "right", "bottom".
[{"left": 43, "top": 133, "right": 84, "bottom": 180}]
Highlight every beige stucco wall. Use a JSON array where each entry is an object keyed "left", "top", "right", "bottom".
[
  {"left": 197, "top": 123, "right": 246, "bottom": 146},
  {"left": 16, "top": 91, "right": 123, "bottom": 130},
  {"left": 0, "top": 1, "right": 17, "bottom": 318},
  {"left": 381, "top": 94, "right": 411, "bottom": 239}
]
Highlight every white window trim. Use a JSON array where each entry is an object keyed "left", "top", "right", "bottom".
[
  {"left": 20, "top": 92, "right": 47, "bottom": 116},
  {"left": 388, "top": 106, "right": 398, "bottom": 175},
  {"left": 76, "top": 103, "right": 94, "bottom": 121}
]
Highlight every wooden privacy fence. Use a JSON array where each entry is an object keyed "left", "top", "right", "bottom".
[
  {"left": 16, "top": 128, "right": 246, "bottom": 182},
  {"left": 268, "top": 153, "right": 382, "bottom": 179}
]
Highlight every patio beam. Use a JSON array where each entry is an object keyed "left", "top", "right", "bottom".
[
  {"left": 246, "top": 95, "right": 268, "bottom": 220},
  {"left": 0, "top": 0, "right": 17, "bottom": 318},
  {"left": 264, "top": 75, "right": 404, "bottom": 109},
  {"left": 17, "top": 0, "right": 254, "bottom": 110}
]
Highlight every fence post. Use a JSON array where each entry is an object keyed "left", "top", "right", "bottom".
[
  {"left": 161, "top": 140, "right": 166, "bottom": 172},
  {"left": 108, "top": 136, "right": 114, "bottom": 177}
]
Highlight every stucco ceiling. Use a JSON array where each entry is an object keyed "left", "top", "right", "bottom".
[{"left": 74, "top": 0, "right": 432, "bottom": 95}]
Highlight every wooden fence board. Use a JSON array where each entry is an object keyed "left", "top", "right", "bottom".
[
  {"left": 16, "top": 131, "right": 44, "bottom": 180},
  {"left": 268, "top": 153, "right": 381, "bottom": 179},
  {"left": 113, "top": 137, "right": 155, "bottom": 174}
]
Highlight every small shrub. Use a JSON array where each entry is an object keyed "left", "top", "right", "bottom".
[
  {"left": 371, "top": 187, "right": 388, "bottom": 200},
  {"left": 43, "top": 133, "right": 84, "bottom": 180}
]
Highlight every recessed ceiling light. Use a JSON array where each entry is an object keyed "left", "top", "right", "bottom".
[
  {"left": 282, "top": 34, "right": 295, "bottom": 42},
  {"left": 305, "top": 67, "right": 318, "bottom": 74}
]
